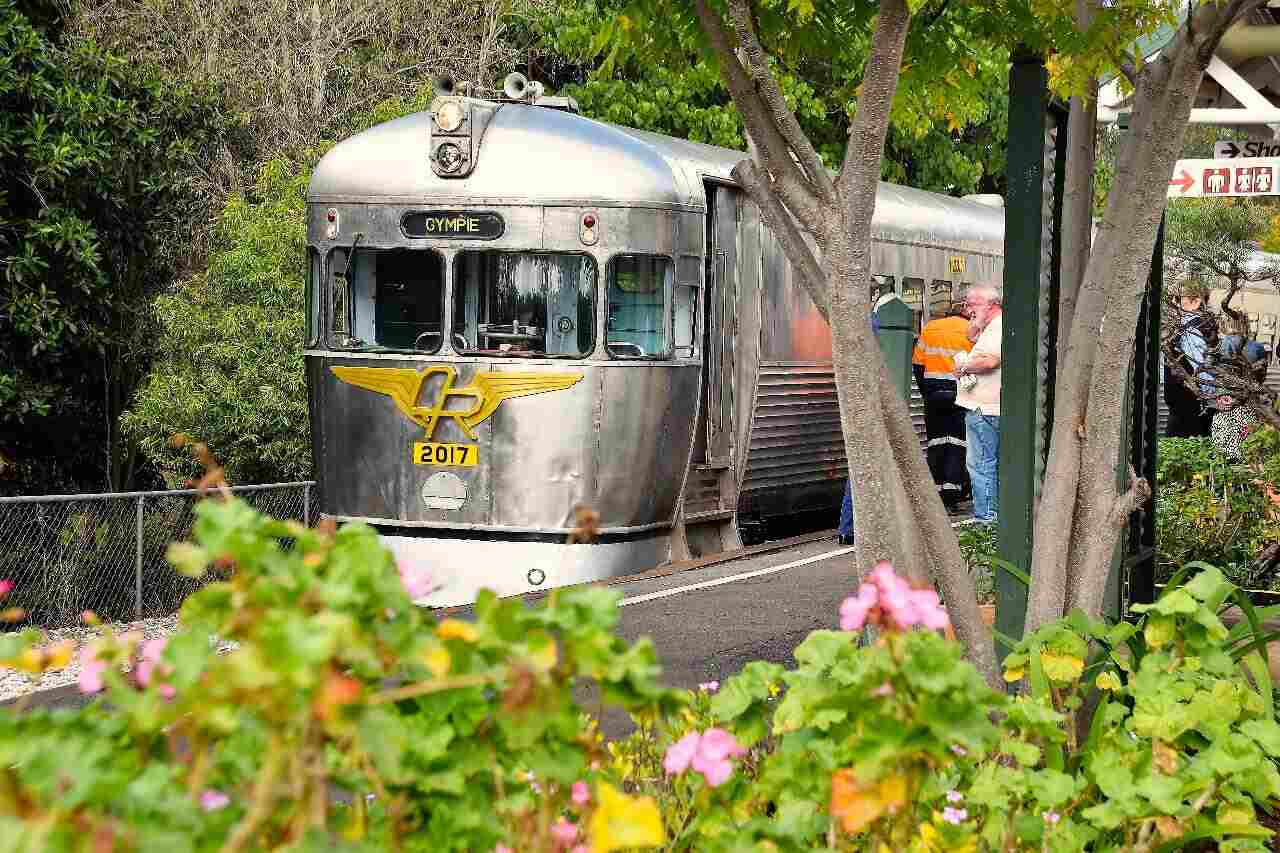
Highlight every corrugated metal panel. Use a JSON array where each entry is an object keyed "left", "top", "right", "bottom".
[{"left": 742, "top": 362, "right": 928, "bottom": 494}]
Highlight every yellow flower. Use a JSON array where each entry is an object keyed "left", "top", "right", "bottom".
[
  {"left": 1003, "top": 667, "right": 1025, "bottom": 683},
  {"left": 1039, "top": 651, "right": 1084, "bottom": 683},
  {"left": 422, "top": 645, "right": 451, "bottom": 678},
  {"left": 435, "top": 619, "right": 479, "bottom": 643},
  {"left": 589, "top": 782, "right": 664, "bottom": 852},
  {"left": 1095, "top": 671, "right": 1122, "bottom": 691}
]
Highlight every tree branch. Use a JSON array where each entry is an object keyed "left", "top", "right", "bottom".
[
  {"left": 733, "top": 159, "right": 829, "bottom": 316},
  {"left": 691, "top": 0, "right": 823, "bottom": 219},
  {"left": 1107, "top": 464, "right": 1152, "bottom": 529},
  {"left": 725, "top": 0, "right": 835, "bottom": 201}
]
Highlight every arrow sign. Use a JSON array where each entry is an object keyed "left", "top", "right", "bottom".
[
  {"left": 1168, "top": 157, "right": 1280, "bottom": 198},
  {"left": 1169, "top": 169, "right": 1195, "bottom": 193},
  {"left": 1215, "top": 141, "right": 1241, "bottom": 159}
]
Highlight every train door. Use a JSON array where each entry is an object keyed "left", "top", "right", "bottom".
[{"left": 681, "top": 183, "right": 742, "bottom": 555}]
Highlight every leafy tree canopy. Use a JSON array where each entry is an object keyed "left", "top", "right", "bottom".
[
  {"left": 530, "top": 0, "right": 1011, "bottom": 194},
  {"left": 0, "top": 0, "right": 241, "bottom": 494}
]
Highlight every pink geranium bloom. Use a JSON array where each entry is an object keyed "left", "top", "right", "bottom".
[
  {"left": 910, "top": 588, "right": 950, "bottom": 631},
  {"left": 571, "top": 781, "right": 590, "bottom": 806},
  {"left": 78, "top": 644, "right": 107, "bottom": 694},
  {"left": 398, "top": 560, "right": 436, "bottom": 600},
  {"left": 134, "top": 638, "right": 167, "bottom": 687},
  {"left": 943, "top": 806, "right": 968, "bottom": 824},
  {"left": 698, "top": 680, "right": 719, "bottom": 692},
  {"left": 690, "top": 728, "right": 745, "bottom": 788},
  {"left": 0, "top": 579, "right": 13, "bottom": 598},
  {"left": 839, "top": 583, "right": 878, "bottom": 631},
  {"left": 200, "top": 789, "right": 230, "bottom": 811},
  {"left": 495, "top": 846, "right": 513, "bottom": 853},
  {"left": 663, "top": 732, "right": 700, "bottom": 775},
  {"left": 550, "top": 817, "right": 578, "bottom": 847}
]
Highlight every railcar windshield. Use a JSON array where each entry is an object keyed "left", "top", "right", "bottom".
[
  {"left": 451, "top": 251, "right": 596, "bottom": 357},
  {"left": 331, "top": 248, "right": 445, "bottom": 353}
]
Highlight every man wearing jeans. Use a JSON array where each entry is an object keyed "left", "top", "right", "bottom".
[{"left": 955, "top": 285, "right": 1002, "bottom": 523}]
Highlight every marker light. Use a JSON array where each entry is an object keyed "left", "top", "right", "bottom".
[
  {"left": 434, "top": 100, "right": 466, "bottom": 133},
  {"left": 434, "top": 142, "right": 465, "bottom": 173},
  {"left": 580, "top": 211, "right": 599, "bottom": 245}
]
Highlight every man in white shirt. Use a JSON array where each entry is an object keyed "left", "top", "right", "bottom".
[{"left": 954, "top": 284, "right": 1003, "bottom": 523}]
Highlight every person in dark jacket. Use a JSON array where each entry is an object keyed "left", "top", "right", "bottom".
[{"left": 1164, "top": 286, "right": 1218, "bottom": 438}]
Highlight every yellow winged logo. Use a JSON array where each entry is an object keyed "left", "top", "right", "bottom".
[{"left": 330, "top": 365, "right": 583, "bottom": 441}]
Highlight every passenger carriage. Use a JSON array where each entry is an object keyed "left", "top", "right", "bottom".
[{"left": 304, "top": 76, "right": 1004, "bottom": 606}]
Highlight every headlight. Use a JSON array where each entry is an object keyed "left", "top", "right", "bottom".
[
  {"left": 434, "top": 142, "right": 465, "bottom": 173},
  {"left": 434, "top": 100, "right": 466, "bottom": 132}
]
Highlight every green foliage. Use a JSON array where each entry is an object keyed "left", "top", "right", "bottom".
[
  {"left": 533, "top": 0, "right": 1009, "bottom": 194},
  {"left": 122, "top": 162, "right": 314, "bottom": 485},
  {"left": 957, "top": 521, "right": 998, "bottom": 604},
  {"left": 0, "top": 495, "right": 679, "bottom": 850},
  {"left": 1155, "top": 436, "right": 1280, "bottom": 590},
  {"left": 0, "top": 0, "right": 241, "bottom": 493},
  {"left": 1167, "top": 198, "right": 1276, "bottom": 299},
  {"left": 3, "top": 499, "right": 1279, "bottom": 850}
]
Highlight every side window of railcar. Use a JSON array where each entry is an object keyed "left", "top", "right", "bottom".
[
  {"left": 673, "top": 255, "right": 701, "bottom": 358},
  {"left": 901, "top": 277, "right": 925, "bottom": 334},
  {"left": 871, "top": 275, "right": 895, "bottom": 305},
  {"left": 608, "top": 255, "right": 671, "bottom": 359},
  {"left": 306, "top": 247, "right": 319, "bottom": 347},
  {"left": 337, "top": 248, "right": 445, "bottom": 352},
  {"left": 928, "top": 280, "right": 953, "bottom": 324},
  {"left": 451, "top": 251, "right": 596, "bottom": 357}
]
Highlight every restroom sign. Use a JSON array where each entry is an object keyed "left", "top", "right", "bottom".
[{"left": 1168, "top": 158, "right": 1280, "bottom": 198}]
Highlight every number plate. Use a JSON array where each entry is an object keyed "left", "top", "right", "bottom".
[{"left": 413, "top": 442, "right": 479, "bottom": 467}]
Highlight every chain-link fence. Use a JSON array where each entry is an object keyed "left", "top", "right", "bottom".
[{"left": 0, "top": 483, "right": 314, "bottom": 629}]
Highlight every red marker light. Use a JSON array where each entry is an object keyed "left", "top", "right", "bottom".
[
  {"left": 583, "top": 214, "right": 596, "bottom": 228},
  {"left": 326, "top": 209, "right": 337, "bottom": 222}
]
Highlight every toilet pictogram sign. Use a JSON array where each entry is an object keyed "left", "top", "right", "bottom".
[{"left": 1168, "top": 158, "right": 1280, "bottom": 198}]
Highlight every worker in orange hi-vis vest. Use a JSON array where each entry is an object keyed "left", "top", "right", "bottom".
[{"left": 912, "top": 300, "right": 974, "bottom": 511}]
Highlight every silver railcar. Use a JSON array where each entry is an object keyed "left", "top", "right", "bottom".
[{"left": 305, "top": 86, "right": 1003, "bottom": 606}]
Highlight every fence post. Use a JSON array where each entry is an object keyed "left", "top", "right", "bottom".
[
  {"left": 304, "top": 483, "right": 311, "bottom": 527},
  {"left": 135, "top": 495, "right": 144, "bottom": 620}
]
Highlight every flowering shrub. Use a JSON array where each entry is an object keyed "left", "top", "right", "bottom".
[
  {"left": 0, "top": 496, "right": 677, "bottom": 851},
  {"left": 1, "top": 499, "right": 1278, "bottom": 851}
]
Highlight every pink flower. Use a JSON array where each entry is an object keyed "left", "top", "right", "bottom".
[
  {"left": 1043, "top": 810, "right": 1061, "bottom": 825},
  {"left": 0, "top": 580, "right": 13, "bottom": 598},
  {"left": 398, "top": 560, "right": 436, "bottom": 600},
  {"left": 690, "top": 728, "right": 746, "bottom": 788},
  {"left": 946, "top": 790, "right": 963, "bottom": 803},
  {"left": 134, "top": 638, "right": 167, "bottom": 687},
  {"left": 698, "top": 680, "right": 720, "bottom": 692},
  {"left": 664, "top": 732, "right": 700, "bottom": 775},
  {"left": 200, "top": 789, "right": 230, "bottom": 811},
  {"left": 839, "top": 583, "right": 878, "bottom": 631},
  {"left": 78, "top": 644, "right": 107, "bottom": 695},
  {"left": 550, "top": 817, "right": 578, "bottom": 847},
  {"left": 570, "top": 847, "right": 588, "bottom": 853},
  {"left": 571, "top": 781, "right": 590, "bottom": 806},
  {"left": 871, "top": 681, "right": 894, "bottom": 697},
  {"left": 495, "top": 846, "right": 514, "bottom": 853},
  {"left": 950, "top": 744, "right": 968, "bottom": 757},
  {"left": 909, "top": 588, "right": 950, "bottom": 632},
  {"left": 942, "top": 806, "right": 968, "bottom": 824}
]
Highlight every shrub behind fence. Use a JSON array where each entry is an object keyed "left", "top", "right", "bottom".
[{"left": 0, "top": 483, "right": 313, "bottom": 629}]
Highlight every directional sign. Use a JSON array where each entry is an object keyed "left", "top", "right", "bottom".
[
  {"left": 1215, "top": 140, "right": 1280, "bottom": 159},
  {"left": 1168, "top": 157, "right": 1280, "bottom": 198}
]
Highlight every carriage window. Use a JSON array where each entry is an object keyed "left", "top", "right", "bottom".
[
  {"left": 608, "top": 255, "right": 671, "bottom": 359},
  {"left": 306, "top": 247, "right": 320, "bottom": 347},
  {"left": 336, "top": 248, "right": 445, "bottom": 352},
  {"left": 928, "top": 280, "right": 953, "bottom": 323},
  {"left": 902, "top": 277, "right": 925, "bottom": 333},
  {"left": 451, "top": 251, "right": 595, "bottom": 357}
]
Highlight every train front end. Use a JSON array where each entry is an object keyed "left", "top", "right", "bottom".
[{"left": 304, "top": 91, "right": 705, "bottom": 606}]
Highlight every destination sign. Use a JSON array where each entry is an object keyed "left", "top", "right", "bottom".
[{"left": 402, "top": 211, "right": 504, "bottom": 239}]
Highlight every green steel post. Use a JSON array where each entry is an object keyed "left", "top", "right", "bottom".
[
  {"left": 875, "top": 297, "right": 914, "bottom": 405},
  {"left": 995, "top": 53, "right": 1064, "bottom": 651}
]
